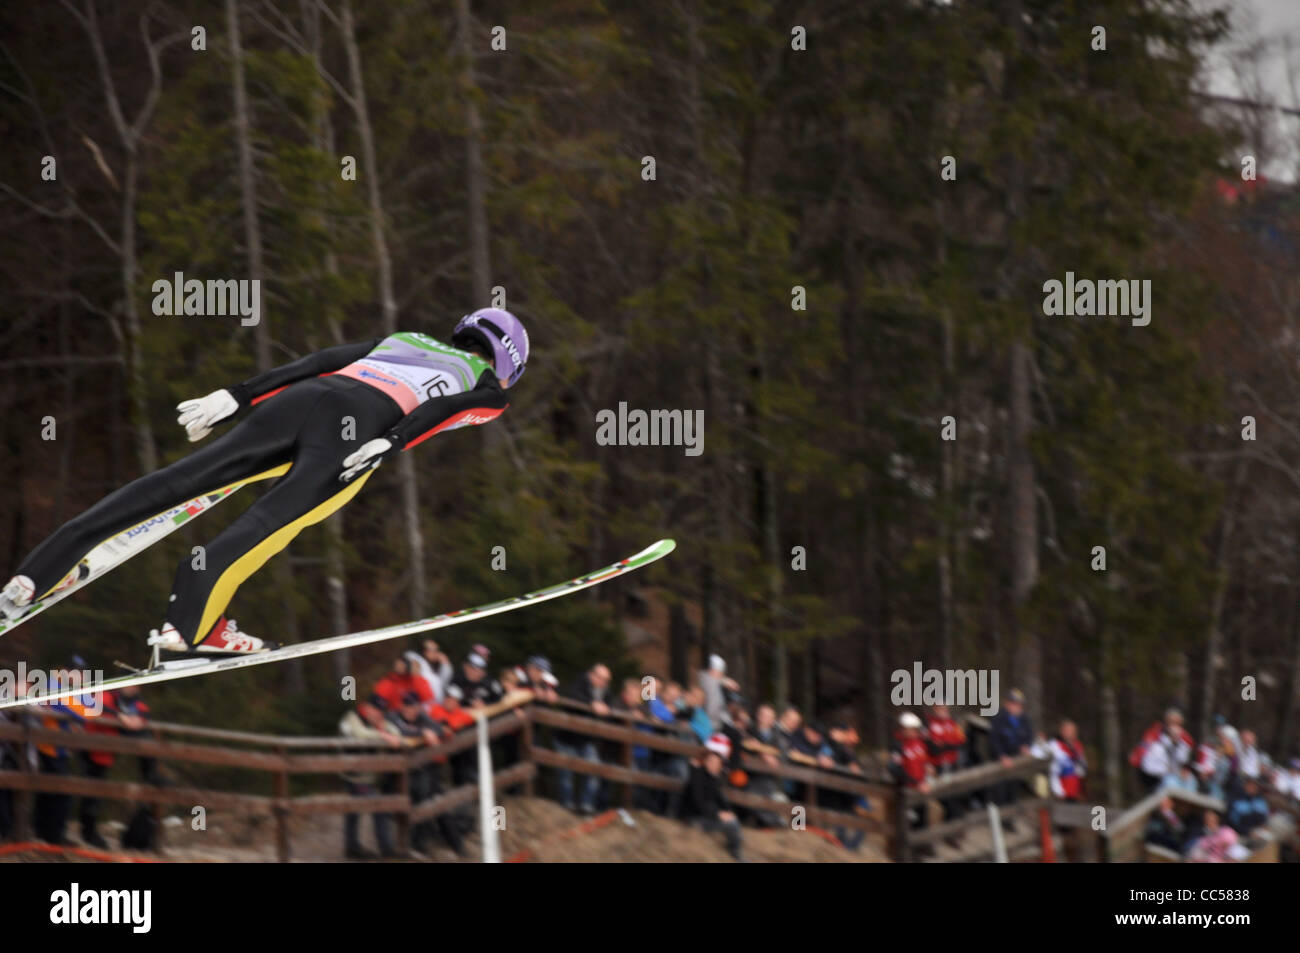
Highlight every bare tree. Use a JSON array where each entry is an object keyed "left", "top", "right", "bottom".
[
  {"left": 334, "top": 0, "right": 427, "bottom": 617},
  {"left": 51, "top": 1, "right": 187, "bottom": 473}
]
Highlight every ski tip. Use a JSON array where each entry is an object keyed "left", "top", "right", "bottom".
[{"left": 634, "top": 538, "right": 676, "bottom": 561}]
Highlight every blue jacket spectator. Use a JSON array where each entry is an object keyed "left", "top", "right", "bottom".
[
  {"left": 1226, "top": 781, "right": 1270, "bottom": 837},
  {"left": 989, "top": 688, "right": 1034, "bottom": 761}
]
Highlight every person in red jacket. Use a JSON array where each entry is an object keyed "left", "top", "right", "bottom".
[
  {"left": 79, "top": 685, "right": 152, "bottom": 848},
  {"left": 428, "top": 686, "right": 476, "bottom": 734},
  {"left": 891, "top": 713, "right": 933, "bottom": 787},
  {"left": 890, "top": 712, "right": 934, "bottom": 839},
  {"left": 372, "top": 656, "right": 433, "bottom": 711},
  {"left": 926, "top": 704, "right": 966, "bottom": 822},
  {"left": 1049, "top": 719, "right": 1088, "bottom": 801},
  {"left": 1130, "top": 707, "right": 1194, "bottom": 792}
]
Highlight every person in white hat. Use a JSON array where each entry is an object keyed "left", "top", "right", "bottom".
[
  {"left": 684, "top": 732, "right": 744, "bottom": 861},
  {"left": 698, "top": 654, "right": 740, "bottom": 727}
]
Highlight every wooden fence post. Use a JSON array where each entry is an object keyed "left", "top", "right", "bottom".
[
  {"left": 150, "top": 725, "right": 166, "bottom": 850},
  {"left": 622, "top": 736, "right": 634, "bottom": 809},
  {"left": 13, "top": 717, "right": 33, "bottom": 842},
  {"left": 274, "top": 745, "right": 290, "bottom": 862},
  {"left": 894, "top": 781, "right": 911, "bottom": 863},
  {"left": 520, "top": 710, "right": 534, "bottom": 797},
  {"left": 395, "top": 751, "right": 411, "bottom": 854}
]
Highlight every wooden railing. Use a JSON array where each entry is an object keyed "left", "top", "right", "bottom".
[
  {"left": 526, "top": 705, "right": 894, "bottom": 847},
  {"left": 1100, "top": 784, "right": 1299, "bottom": 863},
  {"left": 0, "top": 695, "right": 1081, "bottom": 862},
  {"left": 897, "top": 755, "right": 1051, "bottom": 862}
]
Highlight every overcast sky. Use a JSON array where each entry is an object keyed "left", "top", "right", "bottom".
[{"left": 1202, "top": 0, "right": 1300, "bottom": 180}]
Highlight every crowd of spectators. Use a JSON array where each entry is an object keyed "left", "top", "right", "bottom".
[
  {"left": 885, "top": 688, "right": 1087, "bottom": 853},
  {"left": 547, "top": 655, "right": 880, "bottom": 862},
  {"left": 9, "top": 641, "right": 1299, "bottom": 865},
  {"left": 1135, "top": 707, "right": 1300, "bottom": 862},
  {"left": 335, "top": 647, "right": 879, "bottom": 862},
  {"left": 337, "top": 638, "right": 514, "bottom": 859},
  {"left": 0, "top": 671, "right": 156, "bottom": 850}
]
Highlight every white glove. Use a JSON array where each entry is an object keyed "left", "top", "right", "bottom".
[
  {"left": 340, "top": 437, "right": 395, "bottom": 482},
  {"left": 176, "top": 389, "right": 239, "bottom": 442}
]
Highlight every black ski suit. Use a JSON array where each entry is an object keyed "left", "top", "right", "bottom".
[{"left": 15, "top": 334, "right": 509, "bottom": 646}]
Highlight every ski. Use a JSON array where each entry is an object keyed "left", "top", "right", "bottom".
[
  {"left": 0, "top": 481, "right": 252, "bottom": 639},
  {"left": 0, "top": 538, "right": 676, "bottom": 709}
]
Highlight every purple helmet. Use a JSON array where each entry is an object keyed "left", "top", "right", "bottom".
[{"left": 452, "top": 308, "right": 529, "bottom": 387}]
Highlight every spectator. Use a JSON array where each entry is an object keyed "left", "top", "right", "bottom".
[
  {"left": 720, "top": 700, "right": 751, "bottom": 774},
  {"left": 1226, "top": 778, "right": 1270, "bottom": 838},
  {"left": 927, "top": 704, "right": 966, "bottom": 822},
  {"left": 698, "top": 654, "right": 739, "bottom": 726},
  {"left": 683, "top": 733, "right": 744, "bottom": 861},
  {"left": 680, "top": 685, "right": 713, "bottom": 743},
  {"left": 788, "top": 718, "right": 835, "bottom": 815},
  {"left": 777, "top": 705, "right": 802, "bottom": 749},
  {"left": 646, "top": 677, "right": 677, "bottom": 725},
  {"left": 926, "top": 704, "right": 965, "bottom": 775},
  {"left": 1195, "top": 723, "right": 1237, "bottom": 801},
  {"left": 373, "top": 656, "right": 433, "bottom": 711},
  {"left": 491, "top": 663, "right": 533, "bottom": 774},
  {"left": 1236, "top": 729, "right": 1264, "bottom": 784},
  {"left": 387, "top": 691, "right": 463, "bottom": 856},
  {"left": 450, "top": 650, "right": 504, "bottom": 709},
  {"left": 1186, "top": 810, "right": 1238, "bottom": 863},
  {"left": 826, "top": 722, "right": 862, "bottom": 776},
  {"left": 645, "top": 678, "right": 689, "bottom": 817},
  {"left": 79, "top": 685, "right": 154, "bottom": 849},
  {"left": 775, "top": 705, "right": 806, "bottom": 797},
  {"left": 749, "top": 703, "right": 785, "bottom": 758},
  {"left": 988, "top": 688, "right": 1033, "bottom": 813},
  {"left": 612, "top": 677, "right": 646, "bottom": 719},
  {"left": 1048, "top": 719, "right": 1087, "bottom": 802},
  {"left": 826, "top": 722, "right": 866, "bottom": 850},
  {"left": 1144, "top": 795, "right": 1186, "bottom": 854},
  {"left": 339, "top": 697, "right": 402, "bottom": 859},
  {"left": 790, "top": 720, "right": 833, "bottom": 771},
  {"left": 612, "top": 678, "right": 652, "bottom": 805},
  {"left": 515, "top": 655, "right": 559, "bottom": 704},
  {"left": 0, "top": 681, "right": 33, "bottom": 840},
  {"left": 552, "top": 664, "right": 610, "bottom": 814},
  {"left": 658, "top": 679, "right": 684, "bottom": 712},
  {"left": 1275, "top": 758, "right": 1300, "bottom": 801},
  {"left": 890, "top": 712, "right": 933, "bottom": 836},
  {"left": 406, "top": 639, "right": 453, "bottom": 705},
  {"left": 743, "top": 703, "right": 788, "bottom": 814},
  {"left": 435, "top": 684, "right": 481, "bottom": 798},
  {"left": 1131, "top": 707, "right": 1193, "bottom": 793},
  {"left": 34, "top": 689, "right": 96, "bottom": 846},
  {"left": 989, "top": 689, "right": 1034, "bottom": 766},
  {"left": 1160, "top": 764, "right": 1199, "bottom": 795},
  {"left": 1029, "top": 730, "right": 1052, "bottom": 761},
  {"left": 428, "top": 686, "right": 476, "bottom": 736},
  {"left": 890, "top": 713, "right": 932, "bottom": 791}
]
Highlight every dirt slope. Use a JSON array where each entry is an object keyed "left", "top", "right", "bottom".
[{"left": 1, "top": 796, "right": 887, "bottom": 863}]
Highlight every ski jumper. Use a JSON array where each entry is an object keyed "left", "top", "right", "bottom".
[{"left": 15, "top": 333, "right": 509, "bottom": 645}]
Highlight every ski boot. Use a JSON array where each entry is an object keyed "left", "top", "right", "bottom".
[
  {"left": 147, "top": 617, "right": 279, "bottom": 668},
  {"left": 0, "top": 574, "right": 35, "bottom": 621}
]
